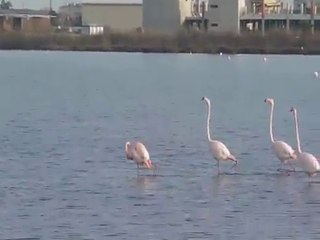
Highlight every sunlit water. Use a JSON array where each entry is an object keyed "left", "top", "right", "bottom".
[{"left": 0, "top": 51, "right": 320, "bottom": 239}]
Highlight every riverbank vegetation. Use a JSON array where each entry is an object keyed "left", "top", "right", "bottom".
[{"left": 1, "top": 30, "right": 320, "bottom": 54}]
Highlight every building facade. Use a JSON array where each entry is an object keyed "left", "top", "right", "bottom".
[
  {"left": 58, "top": 3, "right": 82, "bottom": 26},
  {"left": 81, "top": 3, "right": 142, "bottom": 31},
  {"left": 143, "top": 0, "right": 193, "bottom": 32},
  {"left": 0, "top": 9, "right": 52, "bottom": 32},
  {"left": 294, "top": 0, "right": 320, "bottom": 13}
]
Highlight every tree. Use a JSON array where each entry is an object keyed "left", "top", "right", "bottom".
[{"left": 0, "top": 0, "right": 12, "bottom": 9}]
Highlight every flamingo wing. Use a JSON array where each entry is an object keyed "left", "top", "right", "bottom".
[
  {"left": 135, "top": 142, "right": 150, "bottom": 160},
  {"left": 135, "top": 142, "right": 154, "bottom": 169},
  {"left": 273, "top": 141, "right": 296, "bottom": 160},
  {"left": 299, "top": 152, "right": 320, "bottom": 173},
  {"left": 210, "top": 140, "right": 233, "bottom": 160}
]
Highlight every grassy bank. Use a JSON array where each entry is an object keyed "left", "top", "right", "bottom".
[{"left": 1, "top": 31, "right": 320, "bottom": 54}]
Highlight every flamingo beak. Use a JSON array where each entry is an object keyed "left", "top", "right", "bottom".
[
  {"left": 201, "top": 97, "right": 205, "bottom": 101},
  {"left": 264, "top": 99, "right": 267, "bottom": 103},
  {"left": 145, "top": 159, "right": 154, "bottom": 169}
]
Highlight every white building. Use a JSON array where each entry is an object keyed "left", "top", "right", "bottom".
[
  {"left": 206, "top": 0, "right": 246, "bottom": 33},
  {"left": 143, "top": 0, "right": 193, "bottom": 32}
]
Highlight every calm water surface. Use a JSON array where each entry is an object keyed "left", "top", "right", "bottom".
[{"left": 0, "top": 51, "right": 320, "bottom": 239}]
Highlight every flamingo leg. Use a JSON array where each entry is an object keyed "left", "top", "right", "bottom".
[
  {"left": 288, "top": 161, "right": 296, "bottom": 172},
  {"left": 277, "top": 162, "right": 284, "bottom": 172},
  {"left": 217, "top": 160, "right": 221, "bottom": 175}
]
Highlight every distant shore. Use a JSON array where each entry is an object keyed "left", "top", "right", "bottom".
[{"left": 1, "top": 31, "right": 320, "bottom": 55}]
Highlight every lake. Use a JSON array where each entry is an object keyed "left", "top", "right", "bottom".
[{"left": 0, "top": 51, "right": 319, "bottom": 239}]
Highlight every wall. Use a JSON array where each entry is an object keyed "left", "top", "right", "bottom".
[
  {"left": 179, "top": 0, "right": 193, "bottom": 24},
  {"left": 23, "top": 18, "right": 51, "bottom": 32},
  {"left": 207, "top": 0, "right": 245, "bottom": 33},
  {"left": 0, "top": 16, "right": 51, "bottom": 32},
  {"left": 143, "top": 0, "right": 180, "bottom": 32},
  {"left": 143, "top": 0, "right": 192, "bottom": 32},
  {"left": 82, "top": 3, "right": 142, "bottom": 31}
]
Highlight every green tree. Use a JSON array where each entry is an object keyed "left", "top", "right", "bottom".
[{"left": 0, "top": 0, "right": 12, "bottom": 9}]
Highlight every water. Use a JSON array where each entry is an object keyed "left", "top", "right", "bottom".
[{"left": 0, "top": 51, "right": 320, "bottom": 239}]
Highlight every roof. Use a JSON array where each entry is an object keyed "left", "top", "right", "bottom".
[
  {"left": 0, "top": 9, "right": 52, "bottom": 18},
  {"left": 82, "top": 3, "right": 142, "bottom": 7}
]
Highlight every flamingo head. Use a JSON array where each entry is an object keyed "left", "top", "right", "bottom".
[
  {"left": 289, "top": 107, "right": 297, "bottom": 115},
  {"left": 201, "top": 96, "right": 210, "bottom": 105},
  {"left": 264, "top": 98, "right": 274, "bottom": 105}
]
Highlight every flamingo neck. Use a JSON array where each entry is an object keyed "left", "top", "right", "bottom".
[
  {"left": 125, "top": 143, "right": 133, "bottom": 160},
  {"left": 293, "top": 112, "right": 302, "bottom": 153},
  {"left": 269, "top": 103, "right": 275, "bottom": 143},
  {"left": 206, "top": 101, "right": 213, "bottom": 142}
]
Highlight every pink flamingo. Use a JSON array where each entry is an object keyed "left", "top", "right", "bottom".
[
  {"left": 202, "top": 96, "right": 237, "bottom": 175},
  {"left": 264, "top": 98, "right": 296, "bottom": 171},
  {"left": 125, "top": 141, "right": 153, "bottom": 169},
  {"left": 290, "top": 107, "right": 320, "bottom": 177}
]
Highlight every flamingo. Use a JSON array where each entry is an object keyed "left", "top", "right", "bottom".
[
  {"left": 125, "top": 141, "right": 153, "bottom": 170},
  {"left": 201, "top": 97, "right": 237, "bottom": 175},
  {"left": 314, "top": 71, "right": 319, "bottom": 78},
  {"left": 264, "top": 98, "right": 296, "bottom": 171},
  {"left": 290, "top": 107, "right": 320, "bottom": 177}
]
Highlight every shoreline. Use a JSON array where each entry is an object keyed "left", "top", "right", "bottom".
[{"left": 0, "top": 31, "right": 319, "bottom": 55}]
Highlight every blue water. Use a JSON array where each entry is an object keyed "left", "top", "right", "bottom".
[{"left": 0, "top": 51, "right": 320, "bottom": 239}]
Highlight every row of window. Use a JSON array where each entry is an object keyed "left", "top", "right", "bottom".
[{"left": 210, "top": 4, "right": 218, "bottom": 27}]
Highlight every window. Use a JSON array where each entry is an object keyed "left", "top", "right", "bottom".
[
  {"left": 211, "top": 23, "right": 218, "bottom": 27},
  {"left": 210, "top": 4, "right": 218, "bottom": 8}
]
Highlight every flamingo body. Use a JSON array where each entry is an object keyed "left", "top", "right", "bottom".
[
  {"left": 272, "top": 141, "right": 296, "bottom": 162},
  {"left": 298, "top": 152, "right": 320, "bottom": 176},
  {"left": 209, "top": 140, "right": 235, "bottom": 162}
]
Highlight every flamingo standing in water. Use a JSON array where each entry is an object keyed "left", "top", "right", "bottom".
[
  {"left": 290, "top": 107, "right": 320, "bottom": 177},
  {"left": 201, "top": 97, "right": 237, "bottom": 175},
  {"left": 125, "top": 141, "right": 154, "bottom": 169},
  {"left": 264, "top": 98, "right": 296, "bottom": 171}
]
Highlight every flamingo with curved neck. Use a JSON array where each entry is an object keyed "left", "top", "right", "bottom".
[
  {"left": 125, "top": 141, "right": 153, "bottom": 170},
  {"left": 202, "top": 96, "right": 237, "bottom": 175}
]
